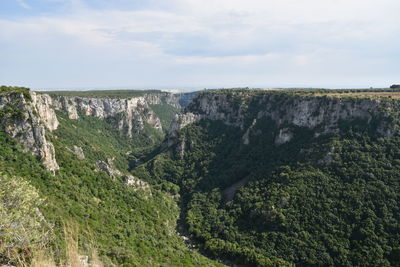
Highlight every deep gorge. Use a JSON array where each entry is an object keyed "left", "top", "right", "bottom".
[{"left": 1, "top": 86, "right": 400, "bottom": 266}]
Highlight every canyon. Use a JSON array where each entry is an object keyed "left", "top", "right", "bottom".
[{"left": 1, "top": 87, "right": 400, "bottom": 266}]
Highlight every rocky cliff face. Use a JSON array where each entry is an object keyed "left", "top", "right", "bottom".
[
  {"left": 0, "top": 92, "right": 59, "bottom": 171},
  {"left": 168, "top": 92, "right": 399, "bottom": 147},
  {"left": 174, "top": 91, "right": 198, "bottom": 108},
  {"left": 95, "top": 158, "right": 150, "bottom": 193},
  {"left": 0, "top": 89, "right": 183, "bottom": 171},
  {"left": 144, "top": 92, "right": 181, "bottom": 109},
  {"left": 165, "top": 113, "right": 200, "bottom": 148},
  {"left": 49, "top": 93, "right": 181, "bottom": 137}
]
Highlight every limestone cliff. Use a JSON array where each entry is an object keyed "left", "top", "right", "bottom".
[
  {"left": 165, "top": 112, "right": 200, "bottom": 148},
  {"left": 167, "top": 91, "right": 399, "bottom": 148},
  {"left": 0, "top": 89, "right": 182, "bottom": 171},
  {"left": 49, "top": 93, "right": 180, "bottom": 137},
  {"left": 0, "top": 91, "right": 59, "bottom": 171},
  {"left": 95, "top": 158, "right": 150, "bottom": 193},
  {"left": 144, "top": 92, "right": 181, "bottom": 109}
]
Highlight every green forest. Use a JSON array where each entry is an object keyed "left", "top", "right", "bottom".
[
  {"left": 40, "top": 89, "right": 164, "bottom": 99},
  {"left": 1, "top": 86, "right": 400, "bottom": 266},
  {"left": 133, "top": 92, "right": 400, "bottom": 266},
  {"left": 0, "top": 86, "right": 220, "bottom": 266}
]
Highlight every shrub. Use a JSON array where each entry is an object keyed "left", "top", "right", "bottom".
[{"left": 0, "top": 173, "right": 52, "bottom": 264}]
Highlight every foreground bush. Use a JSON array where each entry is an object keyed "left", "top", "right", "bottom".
[{"left": 0, "top": 173, "right": 52, "bottom": 264}]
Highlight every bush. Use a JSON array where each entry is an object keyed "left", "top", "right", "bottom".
[{"left": 0, "top": 173, "right": 52, "bottom": 263}]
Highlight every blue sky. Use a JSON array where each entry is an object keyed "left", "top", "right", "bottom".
[{"left": 0, "top": 0, "right": 399, "bottom": 90}]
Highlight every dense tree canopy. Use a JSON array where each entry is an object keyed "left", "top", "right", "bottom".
[{"left": 135, "top": 115, "right": 400, "bottom": 266}]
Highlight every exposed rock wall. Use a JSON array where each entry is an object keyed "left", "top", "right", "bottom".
[
  {"left": 167, "top": 92, "right": 399, "bottom": 147},
  {"left": 50, "top": 96, "right": 163, "bottom": 137},
  {"left": 31, "top": 93, "right": 59, "bottom": 131},
  {"left": 144, "top": 92, "right": 181, "bottom": 109},
  {"left": 0, "top": 92, "right": 59, "bottom": 171},
  {"left": 186, "top": 93, "right": 248, "bottom": 127},
  {"left": 95, "top": 158, "right": 150, "bottom": 192},
  {"left": 0, "top": 89, "right": 184, "bottom": 171},
  {"left": 174, "top": 91, "right": 198, "bottom": 108},
  {"left": 165, "top": 113, "right": 200, "bottom": 147}
]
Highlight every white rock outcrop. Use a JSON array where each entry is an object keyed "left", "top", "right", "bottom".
[
  {"left": 275, "top": 128, "right": 294, "bottom": 145},
  {"left": 166, "top": 92, "right": 398, "bottom": 149},
  {"left": 144, "top": 92, "right": 181, "bottom": 109},
  {"left": 164, "top": 113, "right": 200, "bottom": 148},
  {"left": 0, "top": 92, "right": 59, "bottom": 171},
  {"left": 50, "top": 96, "right": 164, "bottom": 137},
  {"left": 72, "top": 145, "right": 85, "bottom": 160},
  {"left": 31, "top": 92, "right": 59, "bottom": 131},
  {"left": 95, "top": 159, "right": 150, "bottom": 193}
]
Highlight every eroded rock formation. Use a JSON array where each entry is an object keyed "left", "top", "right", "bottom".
[
  {"left": 50, "top": 96, "right": 163, "bottom": 137},
  {"left": 167, "top": 91, "right": 399, "bottom": 150},
  {"left": 0, "top": 92, "right": 59, "bottom": 171}
]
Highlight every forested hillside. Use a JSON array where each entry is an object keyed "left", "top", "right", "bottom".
[
  {"left": 133, "top": 89, "right": 400, "bottom": 266},
  {"left": 0, "top": 86, "right": 220, "bottom": 266},
  {"left": 1, "top": 86, "right": 400, "bottom": 266}
]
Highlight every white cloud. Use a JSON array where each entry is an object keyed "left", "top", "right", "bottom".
[
  {"left": 0, "top": 0, "right": 399, "bottom": 88},
  {"left": 4, "top": 0, "right": 400, "bottom": 56},
  {"left": 16, "top": 0, "right": 31, "bottom": 9}
]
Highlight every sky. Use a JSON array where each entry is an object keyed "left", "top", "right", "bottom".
[{"left": 0, "top": 0, "right": 399, "bottom": 90}]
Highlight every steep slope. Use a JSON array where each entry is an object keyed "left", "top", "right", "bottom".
[
  {"left": 134, "top": 89, "right": 400, "bottom": 266},
  {"left": 44, "top": 91, "right": 181, "bottom": 134},
  {"left": 0, "top": 86, "right": 59, "bottom": 171},
  {"left": 0, "top": 86, "right": 221, "bottom": 266},
  {"left": 46, "top": 90, "right": 181, "bottom": 171},
  {"left": 3, "top": 86, "right": 400, "bottom": 266}
]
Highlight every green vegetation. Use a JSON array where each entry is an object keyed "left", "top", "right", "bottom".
[
  {"left": 54, "top": 111, "right": 163, "bottom": 171},
  {"left": 0, "top": 86, "right": 31, "bottom": 121},
  {"left": 0, "top": 85, "right": 31, "bottom": 101},
  {"left": 150, "top": 103, "right": 180, "bottom": 130},
  {"left": 0, "top": 86, "right": 219, "bottom": 266},
  {"left": 39, "top": 89, "right": 163, "bottom": 99},
  {"left": 0, "top": 125, "right": 220, "bottom": 266},
  {"left": 134, "top": 93, "right": 400, "bottom": 266},
  {"left": 3, "top": 85, "right": 400, "bottom": 266},
  {"left": 0, "top": 173, "right": 52, "bottom": 264},
  {"left": 0, "top": 103, "right": 26, "bottom": 121}
]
